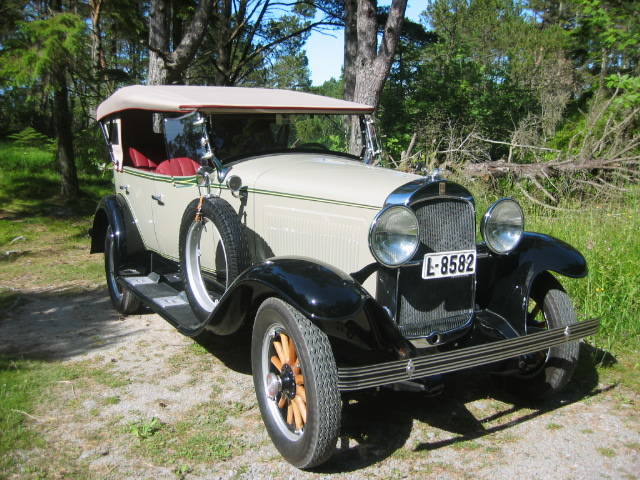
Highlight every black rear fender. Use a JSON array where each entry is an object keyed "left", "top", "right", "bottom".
[
  {"left": 476, "top": 232, "right": 587, "bottom": 334},
  {"left": 90, "top": 195, "right": 145, "bottom": 266}
]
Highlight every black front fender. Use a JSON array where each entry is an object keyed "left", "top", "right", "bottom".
[
  {"left": 476, "top": 232, "right": 587, "bottom": 334},
  {"left": 203, "top": 257, "right": 407, "bottom": 366}
]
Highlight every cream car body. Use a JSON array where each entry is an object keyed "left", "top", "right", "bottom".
[{"left": 114, "top": 154, "right": 418, "bottom": 295}]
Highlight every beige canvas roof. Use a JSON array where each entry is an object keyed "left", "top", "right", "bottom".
[{"left": 97, "top": 85, "right": 374, "bottom": 120}]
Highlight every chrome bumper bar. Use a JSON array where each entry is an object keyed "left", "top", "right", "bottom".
[{"left": 337, "top": 319, "right": 599, "bottom": 391}]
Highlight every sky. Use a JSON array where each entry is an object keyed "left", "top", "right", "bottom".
[{"left": 305, "top": 1, "right": 427, "bottom": 86}]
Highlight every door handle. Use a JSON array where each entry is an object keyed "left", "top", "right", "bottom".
[{"left": 151, "top": 194, "right": 164, "bottom": 205}]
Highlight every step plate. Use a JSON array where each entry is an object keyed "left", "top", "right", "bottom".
[{"left": 119, "top": 276, "right": 201, "bottom": 331}]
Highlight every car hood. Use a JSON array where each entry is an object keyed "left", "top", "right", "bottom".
[{"left": 234, "top": 153, "right": 421, "bottom": 209}]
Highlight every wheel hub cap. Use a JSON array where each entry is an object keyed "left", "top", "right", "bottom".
[
  {"left": 280, "top": 364, "right": 296, "bottom": 399},
  {"left": 266, "top": 372, "right": 282, "bottom": 400}
]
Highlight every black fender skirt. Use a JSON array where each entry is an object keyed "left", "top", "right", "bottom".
[
  {"left": 475, "top": 232, "right": 588, "bottom": 335},
  {"left": 203, "top": 256, "right": 409, "bottom": 366}
]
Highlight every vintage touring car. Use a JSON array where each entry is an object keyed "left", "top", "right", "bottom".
[{"left": 90, "top": 85, "right": 598, "bottom": 468}]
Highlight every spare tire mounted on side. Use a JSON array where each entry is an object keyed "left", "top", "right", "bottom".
[{"left": 179, "top": 197, "right": 250, "bottom": 323}]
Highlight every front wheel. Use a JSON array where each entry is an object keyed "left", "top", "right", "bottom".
[
  {"left": 251, "top": 298, "right": 341, "bottom": 469},
  {"left": 509, "top": 272, "right": 579, "bottom": 398},
  {"left": 104, "top": 225, "right": 141, "bottom": 314}
]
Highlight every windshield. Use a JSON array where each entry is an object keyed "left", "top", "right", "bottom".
[
  {"left": 208, "top": 113, "right": 360, "bottom": 162},
  {"left": 164, "top": 112, "right": 212, "bottom": 162}
]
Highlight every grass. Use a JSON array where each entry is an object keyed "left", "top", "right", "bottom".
[
  {"left": 0, "top": 356, "right": 84, "bottom": 474},
  {"left": 0, "top": 141, "right": 110, "bottom": 289},
  {"left": 596, "top": 447, "right": 617, "bottom": 458},
  {"left": 0, "top": 356, "right": 135, "bottom": 478},
  {"left": 468, "top": 180, "right": 640, "bottom": 357},
  {"left": 546, "top": 422, "right": 564, "bottom": 431},
  {"left": 130, "top": 401, "right": 243, "bottom": 467},
  {"left": 525, "top": 192, "right": 640, "bottom": 355}
]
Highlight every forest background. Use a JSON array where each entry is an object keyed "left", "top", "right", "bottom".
[{"left": 0, "top": 0, "right": 638, "bottom": 200}]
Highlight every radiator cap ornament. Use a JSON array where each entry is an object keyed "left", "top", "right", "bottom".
[{"left": 426, "top": 168, "right": 444, "bottom": 182}]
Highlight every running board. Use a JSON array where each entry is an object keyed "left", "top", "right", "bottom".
[
  {"left": 118, "top": 275, "right": 211, "bottom": 331},
  {"left": 337, "top": 318, "right": 599, "bottom": 391}
]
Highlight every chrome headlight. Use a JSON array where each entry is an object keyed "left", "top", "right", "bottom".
[
  {"left": 481, "top": 198, "right": 524, "bottom": 254},
  {"left": 369, "top": 206, "right": 419, "bottom": 267}
]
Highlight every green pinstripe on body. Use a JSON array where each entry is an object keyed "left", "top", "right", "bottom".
[{"left": 121, "top": 167, "right": 381, "bottom": 211}]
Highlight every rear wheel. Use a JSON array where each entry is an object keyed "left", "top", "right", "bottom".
[
  {"left": 104, "top": 225, "right": 141, "bottom": 314},
  {"left": 252, "top": 298, "right": 341, "bottom": 469},
  {"left": 509, "top": 273, "right": 579, "bottom": 398}
]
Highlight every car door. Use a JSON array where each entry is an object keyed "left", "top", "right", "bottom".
[{"left": 116, "top": 168, "right": 161, "bottom": 252}]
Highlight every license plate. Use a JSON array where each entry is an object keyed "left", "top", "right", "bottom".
[{"left": 422, "top": 250, "right": 476, "bottom": 280}]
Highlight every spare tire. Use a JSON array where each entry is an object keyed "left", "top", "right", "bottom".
[{"left": 179, "top": 197, "right": 250, "bottom": 323}]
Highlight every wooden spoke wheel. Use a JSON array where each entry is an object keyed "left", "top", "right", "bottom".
[
  {"left": 267, "top": 331, "right": 308, "bottom": 433},
  {"left": 252, "top": 298, "right": 341, "bottom": 469}
]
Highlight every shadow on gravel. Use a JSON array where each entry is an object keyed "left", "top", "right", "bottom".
[
  {"left": 0, "top": 285, "right": 145, "bottom": 361},
  {"left": 193, "top": 329, "right": 253, "bottom": 375},
  {"left": 319, "top": 342, "right": 612, "bottom": 473}
]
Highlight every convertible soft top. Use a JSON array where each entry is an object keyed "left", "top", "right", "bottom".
[{"left": 97, "top": 85, "right": 374, "bottom": 120}]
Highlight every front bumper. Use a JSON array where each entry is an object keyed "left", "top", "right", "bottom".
[{"left": 337, "top": 318, "right": 599, "bottom": 391}]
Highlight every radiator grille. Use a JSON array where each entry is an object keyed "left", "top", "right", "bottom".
[
  {"left": 415, "top": 198, "right": 475, "bottom": 252},
  {"left": 397, "top": 198, "right": 475, "bottom": 338}
]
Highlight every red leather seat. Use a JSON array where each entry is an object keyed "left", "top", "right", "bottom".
[
  {"left": 156, "top": 157, "right": 201, "bottom": 177},
  {"left": 128, "top": 147, "right": 158, "bottom": 170}
]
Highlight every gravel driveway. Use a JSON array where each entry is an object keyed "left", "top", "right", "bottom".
[{"left": 2, "top": 285, "right": 638, "bottom": 479}]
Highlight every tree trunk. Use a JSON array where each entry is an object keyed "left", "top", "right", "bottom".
[
  {"left": 90, "top": 0, "right": 106, "bottom": 72},
  {"left": 148, "top": 0, "right": 170, "bottom": 85},
  {"left": 147, "top": 0, "right": 212, "bottom": 85},
  {"left": 53, "top": 66, "right": 79, "bottom": 199},
  {"left": 345, "top": 0, "right": 407, "bottom": 153},
  {"left": 352, "top": 0, "right": 407, "bottom": 108},
  {"left": 343, "top": 0, "right": 358, "bottom": 101},
  {"left": 211, "top": 0, "right": 233, "bottom": 86}
]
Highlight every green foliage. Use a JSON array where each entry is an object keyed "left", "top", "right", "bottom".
[
  {"left": 379, "top": 0, "right": 573, "bottom": 156},
  {"left": 8, "top": 127, "right": 52, "bottom": 148},
  {"left": 0, "top": 142, "right": 111, "bottom": 211},
  {"left": 606, "top": 74, "right": 640, "bottom": 107},
  {"left": 130, "top": 417, "right": 163, "bottom": 439},
  {"left": 0, "top": 13, "right": 87, "bottom": 89},
  {"left": 576, "top": 0, "right": 640, "bottom": 52}
]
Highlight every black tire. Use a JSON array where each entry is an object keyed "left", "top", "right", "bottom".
[
  {"left": 104, "top": 225, "right": 141, "bottom": 314},
  {"left": 509, "top": 272, "right": 579, "bottom": 398},
  {"left": 251, "top": 298, "right": 341, "bottom": 469},
  {"left": 179, "top": 197, "right": 250, "bottom": 323}
]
